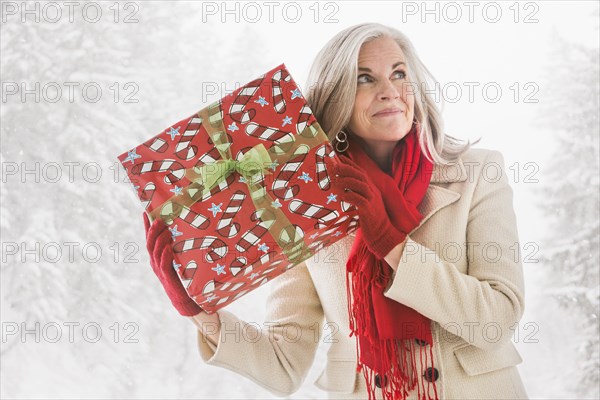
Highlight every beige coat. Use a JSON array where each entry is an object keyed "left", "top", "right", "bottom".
[{"left": 191, "top": 148, "right": 529, "bottom": 399}]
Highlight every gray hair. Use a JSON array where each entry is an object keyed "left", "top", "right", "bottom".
[{"left": 305, "top": 22, "right": 480, "bottom": 165}]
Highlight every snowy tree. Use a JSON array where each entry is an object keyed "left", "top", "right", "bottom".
[
  {"left": 0, "top": 2, "right": 225, "bottom": 397},
  {"left": 534, "top": 27, "right": 600, "bottom": 398}
]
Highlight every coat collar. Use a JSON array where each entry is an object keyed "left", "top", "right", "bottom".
[
  {"left": 430, "top": 155, "right": 468, "bottom": 183},
  {"left": 415, "top": 156, "right": 467, "bottom": 230}
]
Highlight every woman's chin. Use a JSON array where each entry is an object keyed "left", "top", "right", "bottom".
[
  {"left": 373, "top": 120, "right": 411, "bottom": 134},
  {"left": 371, "top": 127, "right": 412, "bottom": 141}
]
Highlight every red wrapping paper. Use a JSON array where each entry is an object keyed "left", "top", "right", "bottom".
[{"left": 117, "top": 64, "right": 358, "bottom": 313}]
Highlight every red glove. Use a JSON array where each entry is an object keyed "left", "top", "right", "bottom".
[
  {"left": 331, "top": 158, "right": 407, "bottom": 260},
  {"left": 143, "top": 213, "right": 203, "bottom": 317}
]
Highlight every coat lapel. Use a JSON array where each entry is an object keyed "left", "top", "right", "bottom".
[{"left": 413, "top": 156, "right": 467, "bottom": 231}]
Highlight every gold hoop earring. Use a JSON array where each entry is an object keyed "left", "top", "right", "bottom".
[{"left": 335, "top": 130, "right": 349, "bottom": 153}]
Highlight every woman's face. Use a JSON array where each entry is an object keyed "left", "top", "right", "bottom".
[{"left": 347, "top": 36, "right": 415, "bottom": 146}]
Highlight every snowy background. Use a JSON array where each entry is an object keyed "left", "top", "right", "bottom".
[{"left": 1, "top": 0, "right": 598, "bottom": 399}]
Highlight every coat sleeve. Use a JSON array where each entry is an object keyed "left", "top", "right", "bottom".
[
  {"left": 383, "top": 150, "right": 525, "bottom": 351},
  {"left": 191, "top": 261, "right": 325, "bottom": 396}
]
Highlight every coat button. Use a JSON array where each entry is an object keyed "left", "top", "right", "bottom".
[
  {"left": 423, "top": 367, "right": 439, "bottom": 382},
  {"left": 415, "top": 339, "right": 428, "bottom": 346},
  {"left": 374, "top": 374, "right": 388, "bottom": 388}
]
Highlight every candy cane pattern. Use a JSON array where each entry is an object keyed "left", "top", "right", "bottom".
[
  {"left": 194, "top": 146, "right": 222, "bottom": 169},
  {"left": 271, "top": 68, "right": 291, "bottom": 114},
  {"left": 216, "top": 190, "right": 246, "bottom": 238},
  {"left": 201, "top": 279, "right": 216, "bottom": 295},
  {"left": 295, "top": 105, "right": 313, "bottom": 134},
  {"left": 131, "top": 159, "right": 185, "bottom": 185},
  {"left": 272, "top": 145, "right": 310, "bottom": 201},
  {"left": 178, "top": 206, "right": 210, "bottom": 230},
  {"left": 278, "top": 224, "right": 310, "bottom": 262},
  {"left": 288, "top": 200, "right": 339, "bottom": 230},
  {"left": 339, "top": 200, "right": 359, "bottom": 232},
  {"left": 341, "top": 199, "right": 357, "bottom": 213},
  {"left": 175, "top": 116, "right": 202, "bottom": 160},
  {"left": 315, "top": 143, "right": 336, "bottom": 190},
  {"left": 245, "top": 123, "right": 294, "bottom": 150},
  {"left": 253, "top": 251, "right": 285, "bottom": 273},
  {"left": 347, "top": 214, "right": 359, "bottom": 233},
  {"left": 307, "top": 237, "right": 332, "bottom": 254},
  {"left": 140, "top": 182, "right": 155, "bottom": 210},
  {"left": 143, "top": 136, "right": 168, "bottom": 153},
  {"left": 235, "top": 209, "right": 275, "bottom": 253},
  {"left": 229, "top": 77, "right": 263, "bottom": 124},
  {"left": 229, "top": 257, "right": 247, "bottom": 277},
  {"left": 236, "top": 251, "right": 284, "bottom": 280},
  {"left": 200, "top": 173, "right": 236, "bottom": 202},
  {"left": 214, "top": 257, "right": 249, "bottom": 301},
  {"left": 179, "top": 260, "right": 198, "bottom": 289},
  {"left": 173, "top": 236, "right": 228, "bottom": 263},
  {"left": 307, "top": 214, "right": 354, "bottom": 252},
  {"left": 200, "top": 279, "right": 221, "bottom": 305}
]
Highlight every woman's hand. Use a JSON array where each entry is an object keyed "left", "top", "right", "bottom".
[
  {"left": 143, "top": 213, "right": 204, "bottom": 317},
  {"left": 331, "top": 157, "right": 407, "bottom": 260}
]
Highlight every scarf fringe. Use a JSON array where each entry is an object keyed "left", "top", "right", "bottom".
[{"left": 346, "top": 243, "right": 439, "bottom": 400}]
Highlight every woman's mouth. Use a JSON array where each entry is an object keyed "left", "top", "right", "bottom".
[{"left": 373, "top": 108, "right": 403, "bottom": 117}]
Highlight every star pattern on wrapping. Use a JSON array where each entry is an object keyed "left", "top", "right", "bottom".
[
  {"left": 249, "top": 272, "right": 260, "bottom": 280},
  {"left": 169, "top": 225, "right": 183, "bottom": 240},
  {"left": 208, "top": 203, "right": 223, "bottom": 217},
  {"left": 211, "top": 263, "right": 226, "bottom": 275},
  {"left": 310, "top": 232, "right": 319, "bottom": 240},
  {"left": 282, "top": 116, "right": 292, "bottom": 126},
  {"left": 254, "top": 96, "right": 269, "bottom": 107},
  {"left": 227, "top": 122, "right": 239, "bottom": 132},
  {"left": 167, "top": 126, "right": 180, "bottom": 140},
  {"left": 258, "top": 243, "right": 269, "bottom": 253},
  {"left": 268, "top": 160, "right": 279, "bottom": 171},
  {"left": 299, "top": 172, "right": 312, "bottom": 183},
  {"left": 124, "top": 149, "right": 141, "bottom": 164},
  {"left": 172, "top": 260, "right": 181, "bottom": 270},
  {"left": 170, "top": 185, "right": 183, "bottom": 196},
  {"left": 291, "top": 88, "right": 302, "bottom": 100},
  {"left": 326, "top": 193, "right": 337, "bottom": 204},
  {"left": 334, "top": 231, "right": 342, "bottom": 237},
  {"left": 205, "top": 293, "right": 218, "bottom": 302},
  {"left": 271, "top": 199, "right": 282, "bottom": 209}
]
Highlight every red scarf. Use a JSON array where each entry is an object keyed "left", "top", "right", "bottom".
[{"left": 343, "top": 124, "right": 438, "bottom": 400}]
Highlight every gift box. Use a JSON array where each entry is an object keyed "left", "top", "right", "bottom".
[{"left": 117, "top": 64, "right": 358, "bottom": 313}]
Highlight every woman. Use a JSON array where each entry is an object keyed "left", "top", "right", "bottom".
[{"left": 143, "top": 23, "right": 529, "bottom": 400}]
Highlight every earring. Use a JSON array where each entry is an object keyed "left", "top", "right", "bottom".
[{"left": 335, "top": 130, "right": 349, "bottom": 153}]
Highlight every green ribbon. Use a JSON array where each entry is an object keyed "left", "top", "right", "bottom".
[
  {"left": 148, "top": 100, "right": 332, "bottom": 264},
  {"left": 190, "top": 142, "right": 272, "bottom": 201}
]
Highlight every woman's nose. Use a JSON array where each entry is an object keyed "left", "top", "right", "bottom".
[{"left": 377, "top": 79, "right": 401, "bottom": 101}]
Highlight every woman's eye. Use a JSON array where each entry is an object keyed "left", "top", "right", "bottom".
[
  {"left": 357, "top": 74, "right": 372, "bottom": 84},
  {"left": 393, "top": 70, "right": 406, "bottom": 79}
]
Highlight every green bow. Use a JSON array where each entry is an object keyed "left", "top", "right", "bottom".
[{"left": 191, "top": 142, "right": 272, "bottom": 201}]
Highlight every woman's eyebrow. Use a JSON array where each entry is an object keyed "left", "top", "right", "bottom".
[{"left": 358, "top": 61, "right": 406, "bottom": 72}]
